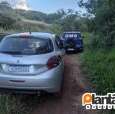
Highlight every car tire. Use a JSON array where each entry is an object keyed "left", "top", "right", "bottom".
[
  {"left": 53, "top": 77, "right": 64, "bottom": 98},
  {"left": 65, "top": 49, "right": 69, "bottom": 54},
  {"left": 53, "top": 90, "right": 63, "bottom": 98},
  {"left": 80, "top": 48, "right": 84, "bottom": 52}
]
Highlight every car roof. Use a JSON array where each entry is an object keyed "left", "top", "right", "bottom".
[{"left": 5, "top": 32, "right": 55, "bottom": 39}]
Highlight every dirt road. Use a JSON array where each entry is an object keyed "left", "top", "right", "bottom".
[{"left": 29, "top": 54, "right": 99, "bottom": 114}]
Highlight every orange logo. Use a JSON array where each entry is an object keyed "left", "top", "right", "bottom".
[{"left": 82, "top": 93, "right": 92, "bottom": 106}]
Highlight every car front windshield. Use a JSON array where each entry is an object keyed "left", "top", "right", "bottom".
[{"left": 0, "top": 36, "right": 53, "bottom": 55}]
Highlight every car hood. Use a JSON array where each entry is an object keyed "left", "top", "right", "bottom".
[{"left": 0, "top": 53, "right": 54, "bottom": 65}]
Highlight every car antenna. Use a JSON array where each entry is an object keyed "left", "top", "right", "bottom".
[
  {"left": 28, "top": 27, "right": 31, "bottom": 34},
  {"left": 29, "top": 31, "right": 31, "bottom": 34}
]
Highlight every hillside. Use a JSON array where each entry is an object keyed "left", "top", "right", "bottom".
[
  {"left": 0, "top": 1, "right": 86, "bottom": 34},
  {"left": 16, "top": 9, "right": 65, "bottom": 24},
  {"left": 0, "top": 2, "right": 51, "bottom": 32},
  {"left": 16, "top": 10, "right": 48, "bottom": 22}
]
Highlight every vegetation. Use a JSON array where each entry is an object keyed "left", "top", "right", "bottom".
[
  {"left": 82, "top": 34, "right": 115, "bottom": 94},
  {"left": 79, "top": 0, "right": 115, "bottom": 97},
  {"left": 0, "top": 94, "right": 42, "bottom": 114},
  {"left": 79, "top": 0, "right": 115, "bottom": 48},
  {"left": 0, "top": 1, "right": 88, "bottom": 34},
  {"left": 0, "top": 1, "right": 50, "bottom": 33},
  {"left": 49, "top": 10, "right": 89, "bottom": 36}
]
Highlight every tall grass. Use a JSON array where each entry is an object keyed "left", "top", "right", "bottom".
[
  {"left": 81, "top": 33, "right": 115, "bottom": 114},
  {"left": 0, "top": 95, "right": 40, "bottom": 114},
  {"left": 82, "top": 48, "right": 115, "bottom": 94},
  {"left": 81, "top": 33, "right": 115, "bottom": 94},
  {"left": 0, "top": 95, "right": 27, "bottom": 114}
]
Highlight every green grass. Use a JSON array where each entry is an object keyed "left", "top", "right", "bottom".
[
  {"left": 81, "top": 33, "right": 115, "bottom": 94},
  {"left": 82, "top": 48, "right": 115, "bottom": 94},
  {"left": 81, "top": 33, "right": 115, "bottom": 114},
  {"left": 0, "top": 95, "right": 27, "bottom": 114},
  {"left": 0, "top": 95, "right": 40, "bottom": 114}
]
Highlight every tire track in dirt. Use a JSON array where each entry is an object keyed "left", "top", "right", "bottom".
[{"left": 31, "top": 54, "right": 99, "bottom": 114}]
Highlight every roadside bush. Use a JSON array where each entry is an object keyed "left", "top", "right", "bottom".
[
  {"left": 82, "top": 48, "right": 115, "bottom": 94},
  {"left": 89, "top": 32, "right": 115, "bottom": 49},
  {"left": 89, "top": 33, "right": 102, "bottom": 49}
]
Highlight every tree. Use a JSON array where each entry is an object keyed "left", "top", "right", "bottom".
[
  {"left": 79, "top": 0, "right": 115, "bottom": 48},
  {"left": 50, "top": 24, "right": 63, "bottom": 35},
  {"left": 0, "top": 1, "right": 17, "bottom": 29},
  {"left": 0, "top": 1, "right": 11, "bottom": 7}
]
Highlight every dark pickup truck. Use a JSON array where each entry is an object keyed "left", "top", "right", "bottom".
[{"left": 62, "top": 31, "right": 84, "bottom": 52}]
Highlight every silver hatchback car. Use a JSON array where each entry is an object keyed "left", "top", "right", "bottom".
[{"left": 0, "top": 32, "right": 65, "bottom": 94}]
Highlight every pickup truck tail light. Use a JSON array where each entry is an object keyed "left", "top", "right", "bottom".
[{"left": 47, "top": 56, "right": 61, "bottom": 69}]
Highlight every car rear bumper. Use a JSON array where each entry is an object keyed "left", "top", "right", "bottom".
[
  {"left": 65, "top": 47, "right": 83, "bottom": 51},
  {"left": 0, "top": 63, "right": 64, "bottom": 93}
]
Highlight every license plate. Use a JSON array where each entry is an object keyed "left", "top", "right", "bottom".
[
  {"left": 67, "top": 48, "right": 74, "bottom": 51},
  {"left": 8, "top": 65, "right": 29, "bottom": 73}
]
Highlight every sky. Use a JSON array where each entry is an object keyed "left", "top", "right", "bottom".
[
  {"left": 27, "top": 0, "right": 83, "bottom": 13},
  {"left": 0, "top": 0, "right": 85, "bottom": 14}
]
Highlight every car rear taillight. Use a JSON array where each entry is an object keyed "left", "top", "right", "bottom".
[{"left": 47, "top": 56, "right": 61, "bottom": 69}]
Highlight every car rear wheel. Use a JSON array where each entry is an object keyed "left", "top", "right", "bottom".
[
  {"left": 54, "top": 92, "right": 62, "bottom": 98},
  {"left": 53, "top": 78, "right": 64, "bottom": 98}
]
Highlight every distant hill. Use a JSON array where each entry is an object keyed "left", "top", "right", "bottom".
[
  {"left": 0, "top": 2, "right": 51, "bottom": 32},
  {"left": 16, "top": 9, "right": 65, "bottom": 24},
  {"left": 0, "top": 1, "right": 67, "bottom": 33},
  {"left": 0, "top": 2, "right": 19, "bottom": 26},
  {"left": 16, "top": 10, "right": 48, "bottom": 22}
]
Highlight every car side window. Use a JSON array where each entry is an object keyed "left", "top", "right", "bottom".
[{"left": 55, "top": 36, "right": 63, "bottom": 49}]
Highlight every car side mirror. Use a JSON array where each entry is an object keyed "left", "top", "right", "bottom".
[
  {"left": 60, "top": 49, "right": 65, "bottom": 57},
  {"left": 57, "top": 49, "right": 65, "bottom": 57},
  {"left": 60, "top": 43, "right": 64, "bottom": 49},
  {"left": 60, "top": 49, "right": 65, "bottom": 56},
  {"left": 59, "top": 39, "right": 64, "bottom": 49}
]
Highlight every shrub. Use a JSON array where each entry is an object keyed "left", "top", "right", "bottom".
[{"left": 82, "top": 48, "right": 115, "bottom": 94}]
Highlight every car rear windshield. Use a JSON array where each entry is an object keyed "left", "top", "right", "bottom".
[
  {"left": 0, "top": 36, "right": 53, "bottom": 55},
  {"left": 63, "top": 33, "right": 81, "bottom": 39}
]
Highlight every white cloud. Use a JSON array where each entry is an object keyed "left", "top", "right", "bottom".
[
  {"left": 15, "top": 0, "right": 30, "bottom": 10},
  {"left": 0, "top": 0, "right": 30, "bottom": 10}
]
